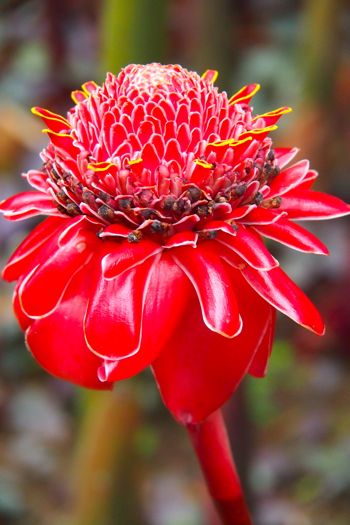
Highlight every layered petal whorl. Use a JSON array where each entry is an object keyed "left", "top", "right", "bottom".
[{"left": 1, "top": 63, "right": 349, "bottom": 422}]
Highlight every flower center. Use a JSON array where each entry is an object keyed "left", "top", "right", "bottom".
[
  {"left": 39, "top": 64, "right": 284, "bottom": 243},
  {"left": 44, "top": 143, "right": 281, "bottom": 243}
]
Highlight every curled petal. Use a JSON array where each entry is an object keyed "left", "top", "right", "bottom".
[
  {"left": 31, "top": 106, "right": 71, "bottom": 132},
  {"left": 229, "top": 83, "right": 260, "bottom": 105},
  {"left": 24, "top": 170, "right": 49, "bottom": 191},
  {"left": 102, "top": 238, "right": 161, "bottom": 279},
  {"left": 19, "top": 228, "right": 96, "bottom": 318},
  {"left": 2, "top": 217, "right": 67, "bottom": 281},
  {"left": 84, "top": 255, "right": 156, "bottom": 360},
  {"left": 240, "top": 265, "right": 325, "bottom": 335},
  {"left": 26, "top": 265, "right": 111, "bottom": 390},
  {"left": 101, "top": 253, "right": 193, "bottom": 381},
  {"left": 44, "top": 130, "right": 80, "bottom": 156},
  {"left": 248, "top": 309, "right": 276, "bottom": 377},
  {"left": 201, "top": 69, "right": 218, "bottom": 83},
  {"left": 216, "top": 227, "right": 279, "bottom": 270},
  {"left": 274, "top": 147, "right": 299, "bottom": 169},
  {"left": 197, "top": 220, "right": 237, "bottom": 236},
  {"left": 163, "top": 231, "right": 198, "bottom": 248},
  {"left": 13, "top": 280, "right": 32, "bottom": 330},
  {"left": 297, "top": 169, "right": 318, "bottom": 190},
  {"left": 268, "top": 159, "right": 310, "bottom": 198},
  {"left": 253, "top": 218, "right": 329, "bottom": 254},
  {"left": 241, "top": 207, "right": 286, "bottom": 225},
  {"left": 172, "top": 244, "right": 242, "bottom": 338},
  {"left": 152, "top": 265, "right": 274, "bottom": 423},
  {"left": 0, "top": 191, "right": 58, "bottom": 220},
  {"left": 279, "top": 189, "right": 350, "bottom": 220},
  {"left": 98, "top": 223, "right": 131, "bottom": 238}
]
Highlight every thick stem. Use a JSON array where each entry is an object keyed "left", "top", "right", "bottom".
[{"left": 187, "top": 409, "right": 253, "bottom": 525}]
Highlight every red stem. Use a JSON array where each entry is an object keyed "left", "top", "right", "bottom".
[{"left": 187, "top": 409, "right": 253, "bottom": 525}]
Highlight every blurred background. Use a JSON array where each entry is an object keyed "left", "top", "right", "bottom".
[{"left": 0, "top": 1, "right": 350, "bottom": 524}]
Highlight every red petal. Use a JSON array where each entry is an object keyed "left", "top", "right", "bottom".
[
  {"left": 274, "top": 147, "right": 299, "bottom": 168},
  {"left": 101, "top": 238, "right": 161, "bottom": 278},
  {"left": 31, "top": 107, "right": 70, "bottom": 132},
  {"left": 229, "top": 84, "right": 260, "bottom": 105},
  {"left": 24, "top": 170, "right": 49, "bottom": 191},
  {"left": 279, "top": 189, "right": 350, "bottom": 220},
  {"left": 0, "top": 191, "right": 57, "bottom": 220},
  {"left": 248, "top": 309, "right": 276, "bottom": 377},
  {"left": 19, "top": 227, "right": 96, "bottom": 317},
  {"left": 268, "top": 160, "right": 309, "bottom": 198},
  {"left": 226, "top": 205, "right": 256, "bottom": 221},
  {"left": 2, "top": 217, "right": 67, "bottom": 281},
  {"left": 84, "top": 256, "right": 155, "bottom": 359},
  {"left": 217, "top": 227, "right": 278, "bottom": 270},
  {"left": 163, "top": 231, "right": 198, "bottom": 248},
  {"left": 152, "top": 266, "right": 274, "bottom": 423},
  {"left": 197, "top": 220, "right": 237, "bottom": 236},
  {"left": 241, "top": 207, "right": 286, "bottom": 225},
  {"left": 46, "top": 130, "right": 80, "bottom": 156},
  {"left": 297, "top": 169, "right": 318, "bottom": 190},
  {"left": 240, "top": 266, "right": 325, "bottom": 335},
  {"left": 101, "top": 253, "right": 192, "bottom": 381},
  {"left": 26, "top": 265, "right": 111, "bottom": 390},
  {"left": 252, "top": 106, "right": 292, "bottom": 127},
  {"left": 13, "top": 280, "right": 32, "bottom": 330},
  {"left": 172, "top": 244, "right": 242, "bottom": 337},
  {"left": 253, "top": 218, "right": 329, "bottom": 254},
  {"left": 98, "top": 223, "right": 131, "bottom": 238}
]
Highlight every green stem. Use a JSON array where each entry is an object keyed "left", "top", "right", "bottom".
[{"left": 187, "top": 409, "right": 253, "bottom": 525}]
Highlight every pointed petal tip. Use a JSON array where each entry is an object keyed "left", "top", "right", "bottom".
[
  {"left": 305, "top": 319, "right": 326, "bottom": 336},
  {"left": 97, "top": 360, "right": 119, "bottom": 382},
  {"left": 201, "top": 69, "right": 219, "bottom": 84},
  {"left": 202, "top": 312, "right": 243, "bottom": 339}
]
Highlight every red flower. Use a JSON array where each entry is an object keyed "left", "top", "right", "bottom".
[{"left": 1, "top": 63, "right": 349, "bottom": 424}]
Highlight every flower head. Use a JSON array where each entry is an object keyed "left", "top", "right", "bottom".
[{"left": 1, "top": 63, "right": 349, "bottom": 423}]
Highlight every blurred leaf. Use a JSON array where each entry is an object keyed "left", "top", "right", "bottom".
[{"left": 100, "top": 0, "right": 167, "bottom": 74}]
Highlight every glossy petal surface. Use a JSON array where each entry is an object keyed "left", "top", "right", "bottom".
[
  {"left": 26, "top": 265, "right": 111, "bottom": 389},
  {"left": 172, "top": 245, "right": 242, "bottom": 337},
  {"left": 152, "top": 265, "right": 274, "bottom": 423},
  {"left": 103, "top": 253, "right": 192, "bottom": 381},
  {"left": 0, "top": 63, "right": 348, "bottom": 418},
  {"left": 84, "top": 255, "right": 155, "bottom": 359},
  {"left": 241, "top": 266, "right": 325, "bottom": 335}
]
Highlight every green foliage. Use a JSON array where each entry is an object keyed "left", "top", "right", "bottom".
[{"left": 100, "top": 0, "right": 167, "bottom": 74}]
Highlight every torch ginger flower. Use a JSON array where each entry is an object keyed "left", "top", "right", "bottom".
[{"left": 1, "top": 63, "right": 349, "bottom": 426}]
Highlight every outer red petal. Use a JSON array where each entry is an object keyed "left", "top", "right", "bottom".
[
  {"left": 274, "top": 147, "right": 299, "bottom": 169},
  {"left": 217, "top": 227, "right": 278, "bottom": 270},
  {"left": 241, "top": 207, "right": 286, "bottom": 225},
  {"left": 84, "top": 255, "right": 155, "bottom": 360},
  {"left": 18, "top": 227, "right": 96, "bottom": 318},
  {"left": 25, "top": 264, "right": 111, "bottom": 390},
  {"left": 24, "top": 170, "right": 50, "bottom": 191},
  {"left": 240, "top": 265, "right": 325, "bottom": 335},
  {"left": 248, "top": 309, "right": 276, "bottom": 377},
  {"left": 0, "top": 191, "right": 58, "bottom": 220},
  {"left": 13, "top": 280, "right": 32, "bottom": 330},
  {"left": 296, "top": 169, "right": 318, "bottom": 190},
  {"left": 268, "top": 160, "right": 309, "bottom": 198},
  {"left": 100, "top": 253, "right": 192, "bottom": 381},
  {"left": 152, "top": 266, "right": 274, "bottom": 424},
  {"left": 2, "top": 216, "right": 68, "bottom": 281},
  {"left": 253, "top": 218, "right": 329, "bottom": 255},
  {"left": 279, "top": 189, "right": 350, "bottom": 220},
  {"left": 101, "top": 238, "right": 161, "bottom": 278},
  {"left": 172, "top": 244, "right": 242, "bottom": 338}
]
